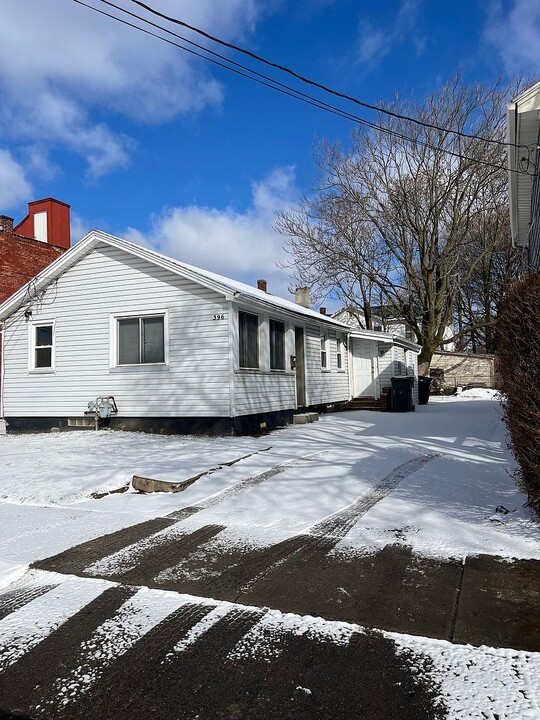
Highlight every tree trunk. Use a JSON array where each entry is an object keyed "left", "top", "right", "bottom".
[{"left": 417, "top": 347, "right": 436, "bottom": 376}]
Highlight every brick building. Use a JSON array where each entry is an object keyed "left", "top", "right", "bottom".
[{"left": 0, "top": 198, "right": 71, "bottom": 424}]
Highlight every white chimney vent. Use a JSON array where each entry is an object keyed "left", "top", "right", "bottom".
[{"left": 295, "top": 287, "right": 310, "bottom": 308}]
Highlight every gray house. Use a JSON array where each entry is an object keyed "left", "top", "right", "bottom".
[
  {"left": 0, "top": 231, "right": 351, "bottom": 434},
  {"left": 507, "top": 81, "right": 540, "bottom": 270}
]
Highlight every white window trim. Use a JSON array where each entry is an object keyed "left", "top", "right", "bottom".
[
  {"left": 28, "top": 319, "right": 56, "bottom": 373},
  {"left": 321, "top": 331, "right": 330, "bottom": 371},
  {"left": 336, "top": 333, "right": 346, "bottom": 372},
  {"left": 237, "top": 308, "right": 260, "bottom": 371},
  {"left": 109, "top": 310, "right": 169, "bottom": 368},
  {"left": 269, "top": 317, "right": 287, "bottom": 372}
]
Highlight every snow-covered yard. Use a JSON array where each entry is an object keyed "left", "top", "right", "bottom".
[
  {"left": 1, "top": 390, "right": 540, "bottom": 719},
  {"left": 1, "top": 390, "right": 539, "bottom": 589}
]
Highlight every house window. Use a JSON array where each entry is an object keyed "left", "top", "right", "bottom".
[
  {"left": 321, "top": 333, "right": 328, "bottom": 369},
  {"left": 117, "top": 315, "right": 165, "bottom": 365},
  {"left": 31, "top": 322, "right": 54, "bottom": 370},
  {"left": 270, "top": 319, "right": 285, "bottom": 370},
  {"left": 336, "top": 335, "right": 343, "bottom": 370},
  {"left": 239, "top": 311, "right": 259, "bottom": 368}
]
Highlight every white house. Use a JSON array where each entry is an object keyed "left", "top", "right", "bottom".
[
  {"left": 507, "top": 81, "right": 540, "bottom": 271},
  {"left": 332, "top": 308, "right": 421, "bottom": 406},
  {"left": 348, "top": 330, "right": 420, "bottom": 406},
  {"left": 0, "top": 231, "right": 351, "bottom": 434}
]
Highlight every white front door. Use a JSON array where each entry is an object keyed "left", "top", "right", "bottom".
[{"left": 352, "top": 339, "right": 377, "bottom": 397}]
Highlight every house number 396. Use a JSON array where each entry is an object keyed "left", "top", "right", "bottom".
[{"left": 213, "top": 313, "right": 225, "bottom": 320}]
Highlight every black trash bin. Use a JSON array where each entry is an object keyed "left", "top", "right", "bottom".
[
  {"left": 390, "top": 376, "right": 415, "bottom": 412},
  {"left": 417, "top": 375, "right": 433, "bottom": 405}
]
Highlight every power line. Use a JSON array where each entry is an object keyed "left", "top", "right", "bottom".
[
  {"left": 73, "top": 1, "right": 378, "bottom": 127},
  {"left": 72, "top": 0, "right": 531, "bottom": 176},
  {"left": 125, "top": 0, "right": 523, "bottom": 152}
]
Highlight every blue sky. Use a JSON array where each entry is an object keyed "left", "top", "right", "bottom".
[{"left": 1, "top": 0, "right": 539, "bottom": 302}]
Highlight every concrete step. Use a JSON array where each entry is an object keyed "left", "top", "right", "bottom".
[{"left": 292, "top": 412, "right": 319, "bottom": 424}]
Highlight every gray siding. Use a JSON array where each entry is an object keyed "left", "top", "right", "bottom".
[
  {"left": 2, "top": 244, "right": 231, "bottom": 418},
  {"left": 377, "top": 342, "right": 394, "bottom": 391},
  {"left": 234, "top": 372, "right": 296, "bottom": 415},
  {"left": 304, "top": 325, "right": 349, "bottom": 405},
  {"left": 529, "top": 168, "right": 540, "bottom": 270}
]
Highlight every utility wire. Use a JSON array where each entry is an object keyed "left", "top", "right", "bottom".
[
  {"left": 73, "top": 0, "right": 532, "bottom": 176},
  {"left": 125, "top": 0, "right": 524, "bottom": 151},
  {"left": 73, "top": 1, "right": 379, "bottom": 126}
]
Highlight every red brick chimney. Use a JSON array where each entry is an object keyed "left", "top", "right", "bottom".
[
  {"left": 320, "top": 307, "right": 327, "bottom": 315},
  {"left": 0, "top": 198, "right": 70, "bottom": 304},
  {"left": 0, "top": 216, "right": 14, "bottom": 236},
  {"left": 257, "top": 278, "right": 268, "bottom": 292},
  {"left": 15, "top": 198, "right": 70, "bottom": 249}
]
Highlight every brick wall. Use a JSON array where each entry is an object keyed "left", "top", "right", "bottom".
[{"left": 0, "top": 232, "right": 66, "bottom": 303}]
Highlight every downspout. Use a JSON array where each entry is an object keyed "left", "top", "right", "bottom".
[{"left": 347, "top": 333, "right": 353, "bottom": 401}]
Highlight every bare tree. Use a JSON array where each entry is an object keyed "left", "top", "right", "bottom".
[
  {"left": 276, "top": 77, "right": 521, "bottom": 373},
  {"left": 454, "top": 207, "right": 526, "bottom": 353}
]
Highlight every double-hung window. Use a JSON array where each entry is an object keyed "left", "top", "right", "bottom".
[
  {"left": 239, "top": 311, "right": 259, "bottom": 368},
  {"left": 270, "top": 319, "right": 285, "bottom": 370},
  {"left": 117, "top": 315, "right": 165, "bottom": 365},
  {"left": 30, "top": 322, "right": 54, "bottom": 370},
  {"left": 321, "top": 333, "right": 328, "bottom": 369},
  {"left": 336, "top": 335, "right": 343, "bottom": 370}
]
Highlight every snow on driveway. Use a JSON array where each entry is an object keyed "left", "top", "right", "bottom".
[{"left": 0, "top": 391, "right": 538, "bottom": 588}]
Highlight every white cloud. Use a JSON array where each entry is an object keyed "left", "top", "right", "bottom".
[
  {"left": 0, "top": 149, "right": 33, "bottom": 209},
  {"left": 122, "top": 166, "right": 299, "bottom": 299},
  {"left": 0, "top": 0, "right": 265, "bottom": 178},
  {"left": 484, "top": 0, "right": 540, "bottom": 73},
  {"left": 70, "top": 212, "right": 93, "bottom": 246},
  {"left": 356, "top": 0, "right": 423, "bottom": 66}
]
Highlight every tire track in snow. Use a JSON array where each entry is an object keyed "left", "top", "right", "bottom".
[
  {"left": 81, "top": 450, "right": 332, "bottom": 581},
  {"left": 146, "top": 454, "right": 441, "bottom": 601},
  {"left": 166, "top": 449, "right": 333, "bottom": 521},
  {"left": 309, "top": 452, "right": 441, "bottom": 539},
  {"left": 0, "top": 582, "right": 59, "bottom": 621}
]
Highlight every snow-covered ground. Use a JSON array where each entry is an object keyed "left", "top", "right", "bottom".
[
  {"left": 0, "top": 390, "right": 538, "bottom": 584},
  {"left": 1, "top": 391, "right": 540, "bottom": 719}
]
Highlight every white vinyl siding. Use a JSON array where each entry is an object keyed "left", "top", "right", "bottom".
[
  {"left": 377, "top": 342, "right": 394, "bottom": 391},
  {"left": 2, "top": 244, "right": 230, "bottom": 418},
  {"left": 304, "top": 325, "right": 349, "bottom": 405},
  {"left": 393, "top": 346, "right": 406, "bottom": 376},
  {"left": 234, "top": 310, "right": 296, "bottom": 415}
]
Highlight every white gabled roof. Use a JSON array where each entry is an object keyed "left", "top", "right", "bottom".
[
  {"left": 0, "top": 230, "right": 350, "bottom": 328},
  {"left": 507, "top": 81, "right": 540, "bottom": 249}
]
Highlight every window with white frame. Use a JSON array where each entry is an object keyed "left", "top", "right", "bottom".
[
  {"left": 239, "top": 311, "right": 259, "bottom": 368},
  {"left": 270, "top": 319, "right": 285, "bottom": 370},
  {"left": 336, "top": 334, "right": 344, "bottom": 370},
  {"left": 30, "top": 321, "right": 54, "bottom": 370},
  {"left": 117, "top": 315, "right": 165, "bottom": 365},
  {"left": 321, "top": 332, "right": 328, "bottom": 369}
]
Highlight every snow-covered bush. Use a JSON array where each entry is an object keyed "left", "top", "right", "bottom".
[{"left": 497, "top": 271, "right": 540, "bottom": 514}]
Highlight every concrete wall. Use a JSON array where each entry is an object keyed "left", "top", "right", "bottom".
[{"left": 430, "top": 351, "right": 495, "bottom": 389}]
